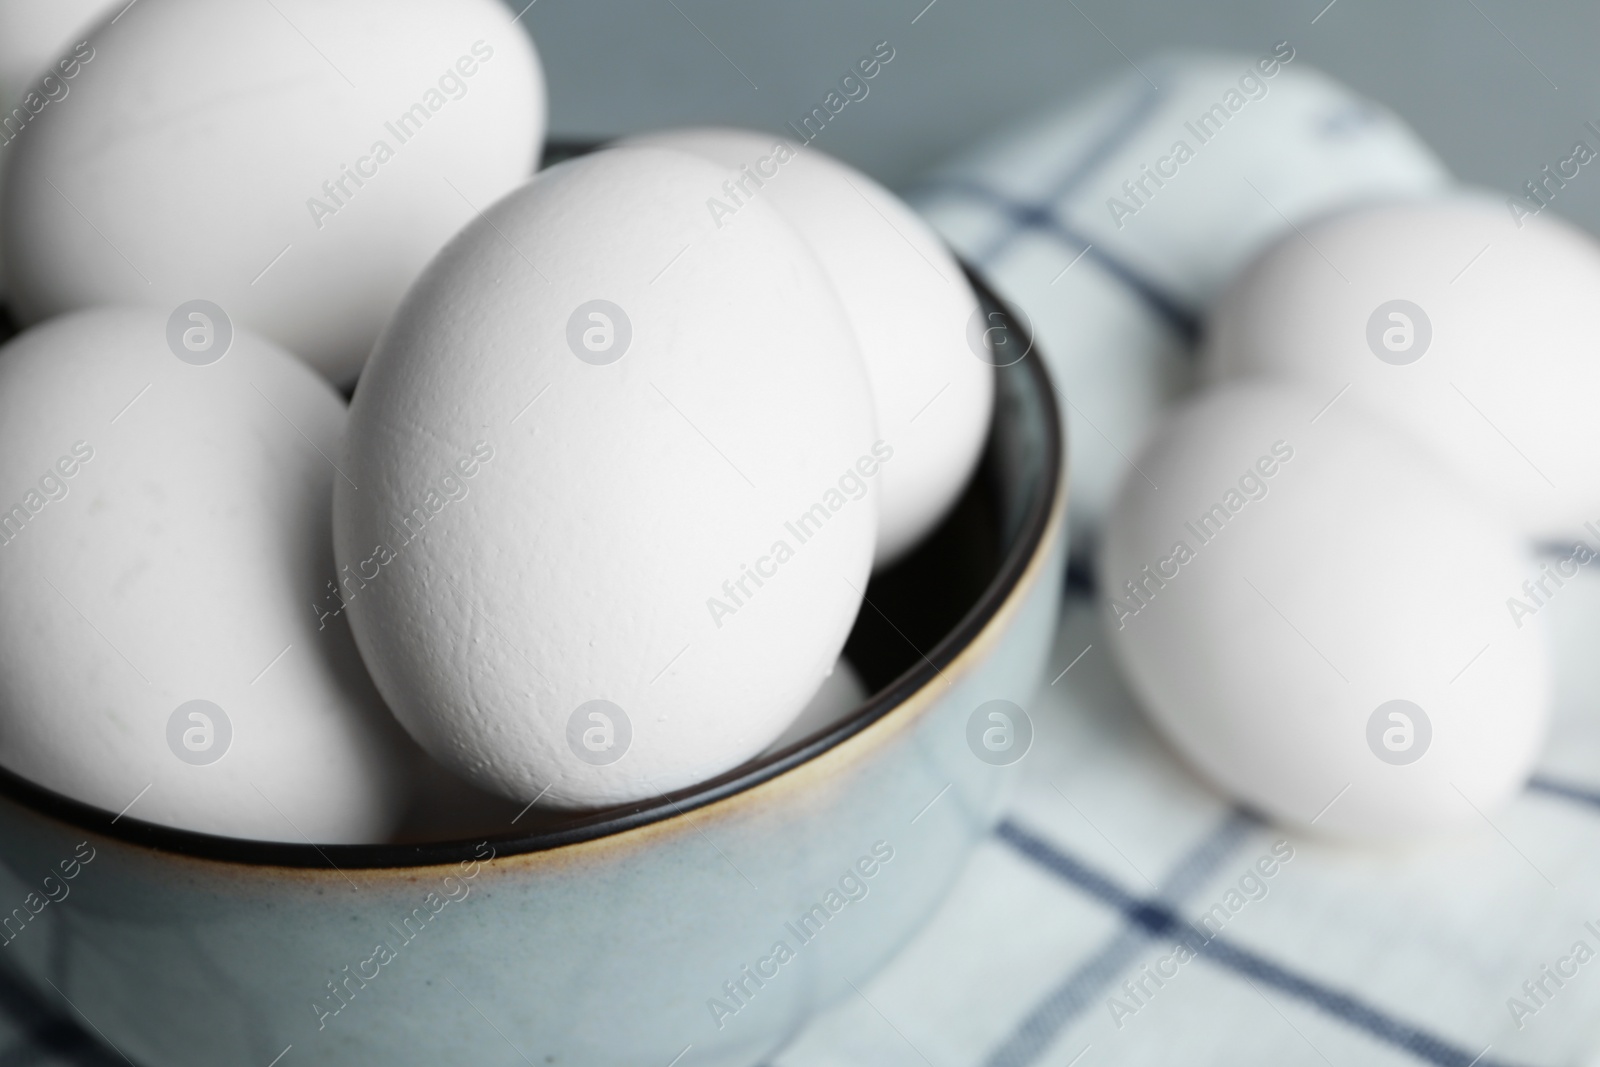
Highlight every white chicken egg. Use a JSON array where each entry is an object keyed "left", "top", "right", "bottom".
[
  {"left": 334, "top": 146, "right": 880, "bottom": 810},
  {"left": 0, "top": 0, "right": 120, "bottom": 298},
  {"left": 0, "top": 307, "right": 419, "bottom": 842},
  {"left": 1098, "top": 381, "right": 1549, "bottom": 841},
  {"left": 624, "top": 127, "right": 993, "bottom": 567},
  {"left": 0, "top": 0, "right": 544, "bottom": 385},
  {"left": 1205, "top": 194, "right": 1600, "bottom": 541},
  {"left": 913, "top": 49, "right": 1448, "bottom": 560}
]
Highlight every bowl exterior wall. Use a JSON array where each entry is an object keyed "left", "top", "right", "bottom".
[{"left": 0, "top": 492, "right": 1065, "bottom": 1067}]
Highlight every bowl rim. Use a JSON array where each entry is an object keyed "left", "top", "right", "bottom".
[{"left": 0, "top": 266, "right": 1063, "bottom": 869}]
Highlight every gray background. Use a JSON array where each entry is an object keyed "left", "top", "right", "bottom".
[{"left": 521, "top": 0, "right": 1600, "bottom": 230}]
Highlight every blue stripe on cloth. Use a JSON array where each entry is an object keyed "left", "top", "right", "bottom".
[
  {"left": 914, "top": 179, "right": 1201, "bottom": 345},
  {"left": 987, "top": 73, "right": 1168, "bottom": 264},
  {"left": 995, "top": 818, "right": 1533, "bottom": 1067},
  {"left": 1528, "top": 775, "right": 1600, "bottom": 811},
  {"left": 984, "top": 810, "right": 1257, "bottom": 1067},
  {"left": 1529, "top": 540, "right": 1592, "bottom": 559},
  {"left": 1044, "top": 82, "right": 1166, "bottom": 195},
  {"left": 1064, "top": 557, "right": 1096, "bottom": 595}
]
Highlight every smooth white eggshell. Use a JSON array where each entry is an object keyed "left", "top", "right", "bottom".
[
  {"left": 914, "top": 51, "right": 1448, "bottom": 559},
  {"left": 335, "top": 146, "right": 879, "bottom": 809},
  {"left": 0, "top": 0, "right": 544, "bottom": 383},
  {"left": 626, "top": 127, "right": 993, "bottom": 567},
  {"left": 1098, "top": 381, "right": 1549, "bottom": 841},
  {"left": 1205, "top": 194, "right": 1600, "bottom": 540},
  {"left": 0, "top": 307, "right": 419, "bottom": 842}
]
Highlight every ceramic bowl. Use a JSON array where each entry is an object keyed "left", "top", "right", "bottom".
[{"left": 0, "top": 269, "right": 1066, "bottom": 1067}]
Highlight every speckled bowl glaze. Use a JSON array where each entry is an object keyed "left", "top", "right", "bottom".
[{"left": 0, "top": 269, "right": 1065, "bottom": 1067}]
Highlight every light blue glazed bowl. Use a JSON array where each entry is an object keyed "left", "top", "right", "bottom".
[{"left": 0, "top": 269, "right": 1066, "bottom": 1067}]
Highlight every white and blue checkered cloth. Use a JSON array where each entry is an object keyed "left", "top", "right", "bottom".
[
  {"left": 770, "top": 53, "right": 1597, "bottom": 1067},
  {"left": 909, "top": 50, "right": 1448, "bottom": 562},
  {"left": 772, "top": 581, "right": 1600, "bottom": 1067}
]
